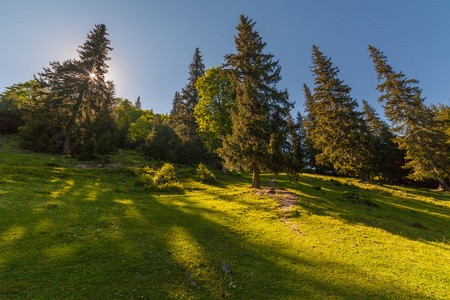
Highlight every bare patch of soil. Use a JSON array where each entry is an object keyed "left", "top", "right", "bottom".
[
  {"left": 254, "top": 187, "right": 298, "bottom": 209},
  {"left": 75, "top": 163, "right": 123, "bottom": 169},
  {"left": 254, "top": 187, "right": 307, "bottom": 237}
]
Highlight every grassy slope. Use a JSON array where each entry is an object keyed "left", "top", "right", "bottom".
[{"left": 0, "top": 135, "right": 449, "bottom": 299}]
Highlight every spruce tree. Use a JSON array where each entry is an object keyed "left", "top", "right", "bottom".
[
  {"left": 285, "top": 111, "right": 307, "bottom": 179},
  {"left": 369, "top": 45, "right": 450, "bottom": 190},
  {"left": 219, "top": 15, "right": 293, "bottom": 188},
  {"left": 170, "top": 48, "right": 205, "bottom": 164},
  {"left": 20, "top": 24, "right": 117, "bottom": 159},
  {"left": 135, "top": 96, "right": 142, "bottom": 109},
  {"left": 22, "top": 59, "right": 82, "bottom": 153},
  {"left": 302, "top": 83, "right": 323, "bottom": 172},
  {"left": 310, "top": 45, "right": 371, "bottom": 178},
  {"left": 362, "top": 100, "right": 407, "bottom": 182},
  {"left": 73, "top": 24, "right": 117, "bottom": 160},
  {"left": 170, "top": 91, "right": 182, "bottom": 116}
]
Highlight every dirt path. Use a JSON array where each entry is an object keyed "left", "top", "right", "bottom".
[
  {"left": 254, "top": 187, "right": 307, "bottom": 237},
  {"left": 254, "top": 187, "right": 298, "bottom": 209}
]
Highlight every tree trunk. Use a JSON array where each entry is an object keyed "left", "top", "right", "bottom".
[
  {"left": 252, "top": 164, "right": 261, "bottom": 189},
  {"left": 437, "top": 176, "right": 450, "bottom": 192},
  {"left": 63, "top": 136, "right": 70, "bottom": 154}
]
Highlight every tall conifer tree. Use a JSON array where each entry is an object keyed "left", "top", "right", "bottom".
[
  {"left": 302, "top": 83, "right": 323, "bottom": 172},
  {"left": 219, "top": 15, "right": 293, "bottom": 188},
  {"left": 135, "top": 96, "right": 142, "bottom": 109},
  {"left": 310, "top": 45, "right": 371, "bottom": 178},
  {"left": 170, "top": 48, "right": 205, "bottom": 164},
  {"left": 369, "top": 45, "right": 450, "bottom": 190},
  {"left": 20, "top": 24, "right": 117, "bottom": 159},
  {"left": 362, "top": 100, "right": 406, "bottom": 182}
]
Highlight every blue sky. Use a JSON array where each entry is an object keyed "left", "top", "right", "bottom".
[{"left": 1, "top": 0, "right": 449, "bottom": 115}]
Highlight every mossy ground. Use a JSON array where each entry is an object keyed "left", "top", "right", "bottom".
[{"left": 0, "top": 135, "right": 449, "bottom": 299}]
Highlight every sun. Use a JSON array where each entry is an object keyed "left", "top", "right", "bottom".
[{"left": 89, "top": 73, "right": 96, "bottom": 79}]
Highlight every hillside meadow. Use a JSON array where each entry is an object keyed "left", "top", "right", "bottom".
[{"left": 0, "top": 135, "right": 449, "bottom": 299}]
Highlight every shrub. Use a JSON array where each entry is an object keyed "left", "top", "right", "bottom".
[
  {"left": 197, "top": 163, "right": 216, "bottom": 183},
  {"left": 153, "top": 163, "right": 177, "bottom": 184},
  {"left": 134, "top": 173, "right": 153, "bottom": 187}
]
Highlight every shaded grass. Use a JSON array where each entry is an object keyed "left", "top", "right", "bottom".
[{"left": 0, "top": 135, "right": 449, "bottom": 299}]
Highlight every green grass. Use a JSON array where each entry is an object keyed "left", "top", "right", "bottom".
[{"left": 0, "top": 135, "right": 449, "bottom": 299}]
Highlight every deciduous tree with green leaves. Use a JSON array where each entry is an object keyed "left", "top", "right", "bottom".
[
  {"left": 194, "top": 66, "right": 234, "bottom": 153},
  {"left": 369, "top": 45, "right": 450, "bottom": 190},
  {"left": 219, "top": 15, "right": 293, "bottom": 188},
  {"left": 0, "top": 80, "right": 35, "bottom": 133},
  {"left": 116, "top": 98, "right": 144, "bottom": 147}
]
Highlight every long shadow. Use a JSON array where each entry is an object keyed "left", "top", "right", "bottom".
[
  {"left": 0, "top": 164, "right": 436, "bottom": 299},
  {"left": 277, "top": 174, "right": 450, "bottom": 244}
]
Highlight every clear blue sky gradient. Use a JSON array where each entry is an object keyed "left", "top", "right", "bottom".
[{"left": 1, "top": 0, "right": 449, "bottom": 115}]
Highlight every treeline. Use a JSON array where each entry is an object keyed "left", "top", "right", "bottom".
[{"left": 1, "top": 16, "right": 449, "bottom": 190}]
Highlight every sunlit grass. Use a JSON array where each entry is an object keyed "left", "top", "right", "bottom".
[{"left": 0, "top": 134, "right": 449, "bottom": 299}]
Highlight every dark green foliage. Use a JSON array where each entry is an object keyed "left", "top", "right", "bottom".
[
  {"left": 0, "top": 81, "right": 34, "bottom": 133},
  {"left": 369, "top": 45, "right": 450, "bottom": 190},
  {"left": 302, "top": 84, "right": 322, "bottom": 172},
  {"left": 135, "top": 96, "right": 142, "bottom": 109},
  {"left": 142, "top": 115, "right": 180, "bottom": 162},
  {"left": 219, "top": 15, "right": 293, "bottom": 188},
  {"left": 0, "top": 98, "right": 23, "bottom": 134},
  {"left": 170, "top": 48, "right": 206, "bottom": 164},
  {"left": 310, "top": 45, "right": 371, "bottom": 178},
  {"left": 362, "top": 100, "right": 407, "bottom": 183},
  {"left": 285, "top": 112, "right": 307, "bottom": 180},
  {"left": 170, "top": 91, "right": 182, "bottom": 116},
  {"left": 19, "top": 24, "right": 118, "bottom": 160},
  {"left": 71, "top": 24, "right": 118, "bottom": 160}
]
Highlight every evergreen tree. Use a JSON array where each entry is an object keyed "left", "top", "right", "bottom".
[
  {"left": 310, "top": 45, "right": 371, "bottom": 178},
  {"left": 170, "top": 48, "right": 206, "bottom": 164},
  {"left": 169, "top": 91, "right": 182, "bottom": 116},
  {"left": 142, "top": 114, "right": 180, "bottom": 162},
  {"left": 285, "top": 111, "right": 307, "bottom": 180},
  {"left": 362, "top": 100, "right": 407, "bottom": 182},
  {"left": 219, "top": 15, "right": 293, "bottom": 188},
  {"left": 20, "top": 24, "right": 118, "bottom": 159},
  {"left": 302, "top": 83, "right": 323, "bottom": 172},
  {"left": 135, "top": 96, "right": 142, "bottom": 109},
  {"left": 21, "top": 59, "right": 82, "bottom": 153},
  {"left": 72, "top": 24, "right": 118, "bottom": 160},
  {"left": 369, "top": 45, "right": 450, "bottom": 190}
]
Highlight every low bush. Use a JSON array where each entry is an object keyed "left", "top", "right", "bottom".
[
  {"left": 197, "top": 163, "right": 216, "bottom": 183},
  {"left": 153, "top": 163, "right": 177, "bottom": 184}
]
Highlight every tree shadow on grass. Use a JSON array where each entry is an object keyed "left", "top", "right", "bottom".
[
  {"left": 0, "top": 167, "right": 434, "bottom": 299},
  {"left": 277, "top": 174, "right": 450, "bottom": 244}
]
